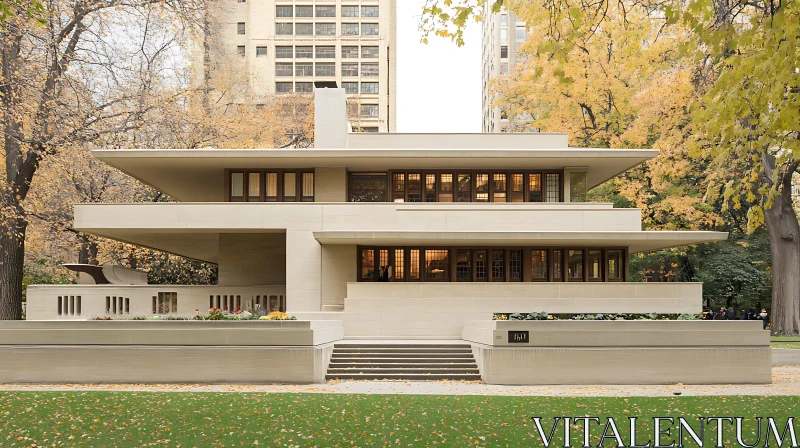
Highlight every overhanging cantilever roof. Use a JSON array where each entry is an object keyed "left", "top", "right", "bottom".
[
  {"left": 92, "top": 147, "right": 658, "bottom": 202},
  {"left": 312, "top": 230, "right": 729, "bottom": 254}
]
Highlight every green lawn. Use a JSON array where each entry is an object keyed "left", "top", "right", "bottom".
[
  {"left": 0, "top": 393, "right": 798, "bottom": 447},
  {"left": 772, "top": 336, "right": 800, "bottom": 349}
]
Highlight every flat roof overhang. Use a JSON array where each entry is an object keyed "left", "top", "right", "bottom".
[
  {"left": 312, "top": 231, "right": 729, "bottom": 253},
  {"left": 92, "top": 148, "right": 658, "bottom": 202},
  {"left": 77, "top": 229, "right": 286, "bottom": 264}
]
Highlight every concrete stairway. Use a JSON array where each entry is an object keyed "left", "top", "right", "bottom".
[{"left": 326, "top": 343, "right": 481, "bottom": 381}]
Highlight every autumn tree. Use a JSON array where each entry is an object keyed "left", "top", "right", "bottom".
[
  {"left": 0, "top": 0, "right": 204, "bottom": 319},
  {"left": 422, "top": 0, "right": 799, "bottom": 335}
]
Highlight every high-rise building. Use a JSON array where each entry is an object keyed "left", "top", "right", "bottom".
[
  {"left": 203, "top": 0, "right": 397, "bottom": 132},
  {"left": 481, "top": 5, "right": 527, "bottom": 133}
]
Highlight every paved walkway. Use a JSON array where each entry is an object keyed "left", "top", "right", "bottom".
[{"left": 2, "top": 367, "right": 799, "bottom": 397}]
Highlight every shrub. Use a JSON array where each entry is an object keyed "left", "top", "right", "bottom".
[
  {"left": 492, "top": 312, "right": 703, "bottom": 321},
  {"left": 261, "top": 311, "right": 295, "bottom": 321}
]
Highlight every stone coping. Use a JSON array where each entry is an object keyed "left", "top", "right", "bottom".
[
  {"left": 463, "top": 319, "right": 769, "bottom": 347},
  {"left": 0, "top": 320, "right": 345, "bottom": 346},
  {"left": 0, "top": 320, "right": 341, "bottom": 329}
]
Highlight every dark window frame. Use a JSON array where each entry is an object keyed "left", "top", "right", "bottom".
[
  {"left": 381, "top": 170, "right": 564, "bottom": 203},
  {"left": 356, "top": 246, "right": 627, "bottom": 283},
  {"left": 226, "top": 169, "right": 315, "bottom": 202}
]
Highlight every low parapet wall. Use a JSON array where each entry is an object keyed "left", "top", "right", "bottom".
[
  {"left": 0, "top": 321, "right": 343, "bottom": 384},
  {"left": 463, "top": 320, "right": 771, "bottom": 385}
]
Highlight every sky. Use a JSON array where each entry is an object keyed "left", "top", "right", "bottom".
[{"left": 395, "top": 1, "right": 482, "bottom": 133}]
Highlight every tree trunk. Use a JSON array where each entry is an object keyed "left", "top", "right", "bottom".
[
  {"left": 77, "top": 234, "right": 98, "bottom": 265},
  {"left": 764, "top": 173, "right": 800, "bottom": 336},
  {"left": 0, "top": 217, "right": 27, "bottom": 320}
]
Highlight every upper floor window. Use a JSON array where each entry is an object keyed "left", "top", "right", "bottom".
[
  {"left": 361, "top": 46, "right": 379, "bottom": 58},
  {"left": 341, "top": 46, "right": 359, "bottom": 58},
  {"left": 295, "top": 82, "right": 313, "bottom": 93},
  {"left": 275, "top": 62, "right": 293, "bottom": 76},
  {"left": 315, "top": 62, "right": 335, "bottom": 76},
  {"left": 295, "top": 5, "right": 313, "bottom": 17},
  {"left": 516, "top": 25, "right": 527, "bottom": 44},
  {"left": 361, "top": 82, "right": 379, "bottom": 94},
  {"left": 275, "top": 82, "right": 293, "bottom": 93},
  {"left": 361, "top": 23, "right": 379, "bottom": 35},
  {"left": 342, "top": 63, "right": 359, "bottom": 76},
  {"left": 236, "top": 46, "right": 245, "bottom": 57},
  {"left": 388, "top": 170, "right": 560, "bottom": 203},
  {"left": 361, "top": 6, "right": 379, "bottom": 17},
  {"left": 228, "top": 170, "right": 314, "bottom": 202},
  {"left": 237, "top": 22, "right": 246, "bottom": 34},
  {"left": 276, "top": 46, "right": 293, "bottom": 58},
  {"left": 342, "top": 23, "right": 359, "bottom": 35},
  {"left": 342, "top": 5, "right": 359, "bottom": 17},
  {"left": 295, "top": 23, "right": 313, "bottom": 35},
  {"left": 360, "top": 104, "right": 379, "bottom": 117},
  {"left": 501, "top": 45, "right": 508, "bottom": 58},
  {"left": 361, "top": 63, "right": 379, "bottom": 77},
  {"left": 295, "top": 62, "right": 313, "bottom": 76},
  {"left": 276, "top": 23, "right": 293, "bottom": 35},
  {"left": 316, "top": 23, "right": 336, "bottom": 36},
  {"left": 315, "top": 5, "right": 335, "bottom": 17},
  {"left": 316, "top": 46, "right": 335, "bottom": 58},
  {"left": 342, "top": 82, "right": 359, "bottom": 94},
  {"left": 295, "top": 46, "right": 313, "bottom": 58},
  {"left": 256, "top": 46, "right": 268, "bottom": 57},
  {"left": 276, "top": 5, "right": 293, "bottom": 17},
  {"left": 349, "top": 173, "right": 388, "bottom": 202}
]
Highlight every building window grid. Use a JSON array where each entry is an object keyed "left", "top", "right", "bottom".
[
  {"left": 295, "top": 46, "right": 313, "bottom": 58},
  {"left": 361, "top": 63, "right": 379, "bottom": 77},
  {"left": 361, "top": 5, "right": 379, "bottom": 17},
  {"left": 295, "top": 5, "right": 313, "bottom": 17},
  {"left": 295, "top": 82, "right": 313, "bottom": 93},
  {"left": 315, "top": 5, "right": 335, "bottom": 17},
  {"left": 276, "top": 23, "right": 293, "bottom": 35},
  {"left": 361, "top": 23, "right": 379, "bottom": 35},
  {"left": 361, "top": 46, "right": 379, "bottom": 58},
  {"left": 315, "top": 23, "right": 336, "bottom": 36},
  {"left": 342, "top": 5, "right": 359, "bottom": 17},
  {"left": 295, "top": 23, "right": 313, "bottom": 35},
  {"left": 275, "top": 62, "right": 293, "bottom": 77},
  {"left": 341, "top": 46, "right": 359, "bottom": 59},
  {"left": 387, "top": 170, "right": 562, "bottom": 203},
  {"left": 491, "top": 250, "right": 505, "bottom": 281},
  {"left": 228, "top": 170, "right": 315, "bottom": 202},
  {"left": 315, "top": 46, "right": 335, "bottom": 58},
  {"left": 276, "top": 5, "right": 293, "bottom": 17},
  {"left": 357, "top": 247, "right": 626, "bottom": 283},
  {"left": 342, "top": 63, "right": 359, "bottom": 76},
  {"left": 315, "top": 62, "right": 335, "bottom": 76},
  {"left": 360, "top": 82, "right": 379, "bottom": 94},
  {"left": 342, "top": 23, "right": 360, "bottom": 35},
  {"left": 276, "top": 46, "right": 293, "bottom": 58},
  {"left": 295, "top": 62, "right": 313, "bottom": 76}
]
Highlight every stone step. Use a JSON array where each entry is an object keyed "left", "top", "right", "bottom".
[
  {"left": 329, "top": 362, "right": 477, "bottom": 369},
  {"left": 328, "top": 367, "right": 480, "bottom": 375},
  {"left": 330, "top": 357, "right": 476, "bottom": 364},
  {"left": 336, "top": 344, "right": 472, "bottom": 349},
  {"left": 326, "top": 373, "right": 482, "bottom": 381},
  {"left": 331, "top": 352, "right": 473, "bottom": 359},
  {"left": 333, "top": 348, "right": 472, "bottom": 354}
]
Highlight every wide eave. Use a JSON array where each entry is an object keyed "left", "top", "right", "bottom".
[{"left": 93, "top": 147, "right": 658, "bottom": 202}]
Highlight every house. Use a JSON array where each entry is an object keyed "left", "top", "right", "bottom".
[{"left": 26, "top": 89, "right": 728, "bottom": 339}]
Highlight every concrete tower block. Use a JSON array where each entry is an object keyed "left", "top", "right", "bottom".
[{"left": 314, "top": 88, "right": 349, "bottom": 148}]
